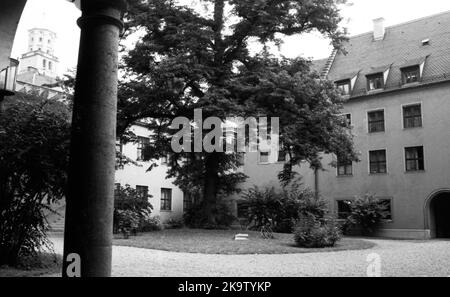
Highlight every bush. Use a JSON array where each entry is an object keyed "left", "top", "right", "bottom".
[
  {"left": 113, "top": 184, "right": 154, "bottom": 234},
  {"left": 115, "top": 210, "right": 140, "bottom": 238},
  {"left": 347, "top": 195, "right": 390, "bottom": 235},
  {"left": 0, "top": 94, "right": 71, "bottom": 266},
  {"left": 293, "top": 215, "right": 341, "bottom": 248},
  {"left": 184, "top": 199, "right": 235, "bottom": 229},
  {"left": 242, "top": 185, "right": 328, "bottom": 233},
  {"left": 139, "top": 216, "right": 163, "bottom": 232},
  {"left": 165, "top": 218, "right": 184, "bottom": 229}
]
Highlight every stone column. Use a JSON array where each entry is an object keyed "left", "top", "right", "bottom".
[{"left": 63, "top": 0, "right": 127, "bottom": 277}]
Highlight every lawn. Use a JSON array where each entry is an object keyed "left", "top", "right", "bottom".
[
  {"left": 113, "top": 228, "right": 375, "bottom": 254},
  {"left": 0, "top": 253, "right": 62, "bottom": 277}
]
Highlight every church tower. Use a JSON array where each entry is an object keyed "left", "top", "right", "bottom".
[{"left": 19, "top": 28, "right": 59, "bottom": 80}]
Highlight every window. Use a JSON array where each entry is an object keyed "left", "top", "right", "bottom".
[
  {"left": 183, "top": 192, "right": 194, "bottom": 211},
  {"left": 277, "top": 143, "right": 287, "bottom": 162},
  {"left": 137, "top": 137, "right": 149, "bottom": 161},
  {"left": 277, "top": 150, "right": 287, "bottom": 162},
  {"left": 402, "top": 66, "right": 420, "bottom": 84},
  {"left": 236, "top": 201, "right": 249, "bottom": 219},
  {"left": 115, "top": 139, "right": 124, "bottom": 170},
  {"left": 337, "top": 155, "right": 352, "bottom": 176},
  {"left": 405, "top": 146, "right": 424, "bottom": 172},
  {"left": 259, "top": 151, "right": 270, "bottom": 163},
  {"left": 366, "top": 73, "right": 384, "bottom": 91},
  {"left": 378, "top": 199, "right": 392, "bottom": 220},
  {"left": 368, "top": 110, "right": 385, "bottom": 133},
  {"left": 337, "top": 200, "right": 352, "bottom": 219},
  {"left": 42, "top": 59, "right": 46, "bottom": 69},
  {"left": 161, "top": 188, "right": 172, "bottom": 211},
  {"left": 48, "top": 61, "right": 52, "bottom": 70},
  {"left": 136, "top": 185, "right": 149, "bottom": 200},
  {"left": 336, "top": 80, "right": 351, "bottom": 95},
  {"left": 161, "top": 154, "right": 169, "bottom": 164},
  {"left": 341, "top": 113, "right": 352, "bottom": 127},
  {"left": 369, "top": 150, "right": 387, "bottom": 174},
  {"left": 39, "top": 37, "right": 42, "bottom": 42},
  {"left": 114, "top": 183, "right": 121, "bottom": 200},
  {"left": 403, "top": 104, "right": 422, "bottom": 128}
]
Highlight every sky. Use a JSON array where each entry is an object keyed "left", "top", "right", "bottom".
[{"left": 11, "top": 0, "right": 450, "bottom": 77}]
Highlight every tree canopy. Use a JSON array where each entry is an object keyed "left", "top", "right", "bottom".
[{"left": 117, "top": 0, "right": 356, "bottom": 226}]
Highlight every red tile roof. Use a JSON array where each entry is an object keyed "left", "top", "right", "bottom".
[{"left": 325, "top": 10, "right": 450, "bottom": 98}]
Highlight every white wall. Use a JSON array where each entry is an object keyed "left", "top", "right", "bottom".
[{"left": 115, "top": 125, "right": 184, "bottom": 223}]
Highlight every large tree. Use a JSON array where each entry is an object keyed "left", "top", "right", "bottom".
[{"left": 118, "top": 0, "right": 356, "bottom": 226}]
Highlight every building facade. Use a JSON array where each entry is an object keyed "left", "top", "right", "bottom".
[{"left": 115, "top": 12, "right": 450, "bottom": 239}]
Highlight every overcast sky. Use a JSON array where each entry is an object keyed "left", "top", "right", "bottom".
[{"left": 11, "top": 0, "right": 450, "bottom": 77}]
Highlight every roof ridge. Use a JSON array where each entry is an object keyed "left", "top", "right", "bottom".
[{"left": 347, "top": 9, "right": 450, "bottom": 40}]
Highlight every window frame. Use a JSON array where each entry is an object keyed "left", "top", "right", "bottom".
[
  {"left": 160, "top": 188, "right": 172, "bottom": 211},
  {"left": 366, "top": 73, "right": 384, "bottom": 91},
  {"left": 404, "top": 146, "right": 425, "bottom": 172},
  {"left": 367, "top": 109, "right": 385, "bottom": 133},
  {"left": 135, "top": 185, "right": 149, "bottom": 201},
  {"left": 137, "top": 136, "right": 149, "bottom": 161},
  {"left": 336, "top": 199, "right": 353, "bottom": 220},
  {"left": 183, "top": 192, "right": 193, "bottom": 211},
  {"left": 369, "top": 149, "right": 387, "bottom": 174},
  {"left": 402, "top": 103, "right": 422, "bottom": 129},
  {"left": 258, "top": 151, "right": 270, "bottom": 164},
  {"left": 401, "top": 65, "right": 421, "bottom": 84},
  {"left": 335, "top": 79, "right": 351, "bottom": 96},
  {"left": 337, "top": 155, "right": 353, "bottom": 177}
]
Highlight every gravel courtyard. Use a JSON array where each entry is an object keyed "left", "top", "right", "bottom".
[{"left": 49, "top": 236, "right": 450, "bottom": 277}]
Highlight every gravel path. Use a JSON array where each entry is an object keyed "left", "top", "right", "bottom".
[{"left": 49, "top": 237, "right": 450, "bottom": 277}]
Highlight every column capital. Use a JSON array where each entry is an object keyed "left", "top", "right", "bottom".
[
  {"left": 78, "top": 0, "right": 128, "bottom": 31},
  {"left": 82, "top": 0, "right": 128, "bottom": 12}
]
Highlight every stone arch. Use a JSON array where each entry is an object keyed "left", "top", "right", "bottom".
[{"left": 424, "top": 189, "right": 450, "bottom": 238}]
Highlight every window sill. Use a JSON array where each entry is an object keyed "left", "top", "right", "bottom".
[
  {"left": 368, "top": 131, "right": 385, "bottom": 135},
  {"left": 369, "top": 173, "right": 388, "bottom": 176},
  {"left": 337, "top": 174, "right": 353, "bottom": 178},
  {"left": 160, "top": 210, "right": 172, "bottom": 213},
  {"left": 403, "top": 126, "right": 423, "bottom": 130},
  {"left": 401, "top": 82, "right": 420, "bottom": 88},
  {"left": 258, "top": 162, "right": 271, "bottom": 165},
  {"left": 404, "top": 170, "right": 426, "bottom": 174},
  {"left": 367, "top": 89, "right": 384, "bottom": 94}
]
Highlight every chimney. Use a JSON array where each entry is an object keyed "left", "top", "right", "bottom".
[{"left": 373, "top": 17, "right": 385, "bottom": 41}]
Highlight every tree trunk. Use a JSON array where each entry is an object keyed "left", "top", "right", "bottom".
[{"left": 202, "top": 152, "right": 220, "bottom": 226}]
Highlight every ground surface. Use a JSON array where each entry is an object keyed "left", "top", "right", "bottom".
[
  {"left": 112, "top": 229, "right": 374, "bottom": 254},
  {"left": 45, "top": 234, "right": 450, "bottom": 277},
  {"left": 0, "top": 253, "right": 61, "bottom": 277}
]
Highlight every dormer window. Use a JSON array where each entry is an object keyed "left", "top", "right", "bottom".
[
  {"left": 402, "top": 65, "right": 420, "bottom": 84},
  {"left": 336, "top": 79, "right": 351, "bottom": 96},
  {"left": 367, "top": 73, "right": 384, "bottom": 91}
]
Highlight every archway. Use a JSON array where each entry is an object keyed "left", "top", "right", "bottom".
[{"left": 426, "top": 190, "right": 450, "bottom": 238}]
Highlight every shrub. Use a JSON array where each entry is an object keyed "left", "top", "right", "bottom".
[
  {"left": 113, "top": 184, "right": 154, "bottom": 234},
  {"left": 184, "top": 199, "right": 235, "bottom": 229},
  {"left": 0, "top": 94, "right": 71, "bottom": 266},
  {"left": 242, "top": 185, "right": 328, "bottom": 233},
  {"left": 165, "top": 218, "right": 184, "bottom": 229},
  {"left": 293, "top": 215, "right": 341, "bottom": 248},
  {"left": 115, "top": 210, "right": 140, "bottom": 238},
  {"left": 139, "top": 216, "right": 163, "bottom": 232},
  {"left": 347, "top": 195, "right": 390, "bottom": 235}
]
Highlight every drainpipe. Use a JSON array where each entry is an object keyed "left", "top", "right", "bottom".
[
  {"left": 62, "top": 0, "right": 128, "bottom": 277},
  {"left": 314, "top": 167, "right": 320, "bottom": 199}
]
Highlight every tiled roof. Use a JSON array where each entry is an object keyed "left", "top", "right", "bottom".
[
  {"left": 326, "top": 10, "right": 450, "bottom": 98},
  {"left": 17, "top": 71, "right": 56, "bottom": 86},
  {"left": 310, "top": 58, "right": 328, "bottom": 75}
]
